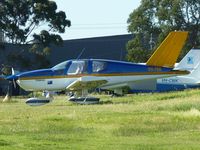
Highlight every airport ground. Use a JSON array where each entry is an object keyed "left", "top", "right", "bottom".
[{"left": 0, "top": 89, "right": 200, "bottom": 149}]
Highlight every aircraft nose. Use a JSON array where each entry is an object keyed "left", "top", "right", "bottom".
[{"left": 6, "top": 75, "right": 18, "bottom": 81}]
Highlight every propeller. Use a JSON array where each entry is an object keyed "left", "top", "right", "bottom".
[
  {"left": 3, "top": 67, "right": 16, "bottom": 102},
  {"left": 11, "top": 68, "right": 17, "bottom": 88}
]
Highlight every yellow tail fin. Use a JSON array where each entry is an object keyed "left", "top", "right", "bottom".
[{"left": 146, "top": 31, "right": 188, "bottom": 68}]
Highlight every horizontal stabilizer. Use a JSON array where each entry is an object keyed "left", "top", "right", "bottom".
[
  {"left": 146, "top": 31, "right": 188, "bottom": 68},
  {"left": 175, "top": 49, "right": 200, "bottom": 71}
]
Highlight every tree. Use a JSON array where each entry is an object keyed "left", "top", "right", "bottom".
[
  {"left": 126, "top": 33, "right": 151, "bottom": 62},
  {"left": 127, "top": 0, "right": 200, "bottom": 62},
  {"left": 0, "top": 0, "right": 71, "bottom": 69},
  {"left": 0, "top": 0, "right": 71, "bottom": 100}
]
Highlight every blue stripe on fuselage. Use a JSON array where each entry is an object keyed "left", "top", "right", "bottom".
[
  {"left": 17, "top": 66, "right": 172, "bottom": 78},
  {"left": 93, "top": 60, "right": 172, "bottom": 73},
  {"left": 17, "top": 69, "right": 53, "bottom": 78}
]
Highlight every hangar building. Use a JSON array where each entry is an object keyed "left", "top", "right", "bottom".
[{"left": 0, "top": 34, "right": 133, "bottom": 95}]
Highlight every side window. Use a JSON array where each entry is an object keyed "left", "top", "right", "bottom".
[
  {"left": 67, "top": 61, "right": 87, "bottom": 75},
  {"left": 92, "top": 61, "right": 106, "bottom": 73}
]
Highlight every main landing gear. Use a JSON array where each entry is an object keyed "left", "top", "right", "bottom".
[
  {"left": 68, "top": 89, "right": 100, "bottom": 104},
  {"left": 68, "top": 97, "right": 100, "bottom": 105}
]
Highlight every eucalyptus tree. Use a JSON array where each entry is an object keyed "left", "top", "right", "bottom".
[
  {"left": 0, "top": 0, "right": 71, "bottom": 70},
  {"left": 127, "top": 0, "right": 200, "bottom": 62}
]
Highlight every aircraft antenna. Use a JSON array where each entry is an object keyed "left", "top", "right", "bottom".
[
  {"left": 149, "top": 33, "right": 155, "bottom": 50},
  {"left": 76, "top": 48, "right": 85, "bottom": 60}
]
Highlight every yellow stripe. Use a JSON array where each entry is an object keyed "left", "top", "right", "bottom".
[
  {"left": 146, "top": 31, "right": 188, "bottom": 68},
  {"left": 19, "top": 70, "right": 189, "bottom": 80}
]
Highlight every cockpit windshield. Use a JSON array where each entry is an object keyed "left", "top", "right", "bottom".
[
  {"left": 52, "top": 60, "right": 88, "bottom": 75},
  {"left": 52, "top": 61, "right": 69, "bottom": 71}
]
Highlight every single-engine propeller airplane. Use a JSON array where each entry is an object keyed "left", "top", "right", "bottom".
[{"left": 6, "top": 31, "right": 189, "bottom": 105}]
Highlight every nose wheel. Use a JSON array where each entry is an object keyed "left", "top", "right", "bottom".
[{"left": 25, "top": 91, "right": 54, "bottom": 106}]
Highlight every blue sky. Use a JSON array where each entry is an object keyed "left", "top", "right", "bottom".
[{"left": 52, "top": 0, "right": 141, "bottom": 40}]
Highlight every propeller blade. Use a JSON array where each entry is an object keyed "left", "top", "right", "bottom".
[
  {"left": 11, "top": 68, "right": 15, "bottom": 75},
  {"left": 11, "top": 68, "right": 17, "bottom": 88},
  {"left": 13, "top": 79, "right": 16, "bottom": 88}
]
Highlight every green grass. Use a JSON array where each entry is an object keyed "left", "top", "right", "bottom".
[{"left": 1, "top": 89, "right": 200, "bottom": 149}]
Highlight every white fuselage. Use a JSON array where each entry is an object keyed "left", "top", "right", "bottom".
[{"left": 16, "top": 74, "right": 179, "bottom": 91}]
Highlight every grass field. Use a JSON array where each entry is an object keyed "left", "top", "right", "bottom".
[{"left": 1, "top": 89, "right": 200, "bottom": 149}]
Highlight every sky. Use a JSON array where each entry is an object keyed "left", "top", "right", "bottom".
[{"left": 52, "top": 0, "right": 141, "bottom": 40}]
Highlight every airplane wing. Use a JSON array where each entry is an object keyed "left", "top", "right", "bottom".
[{"left": 66, "top": 78, "right": 107, "bottom": 91}]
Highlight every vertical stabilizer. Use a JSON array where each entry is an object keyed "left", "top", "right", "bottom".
[{"left": 146, "top": 31, "right": 188, "bottom": 68}]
